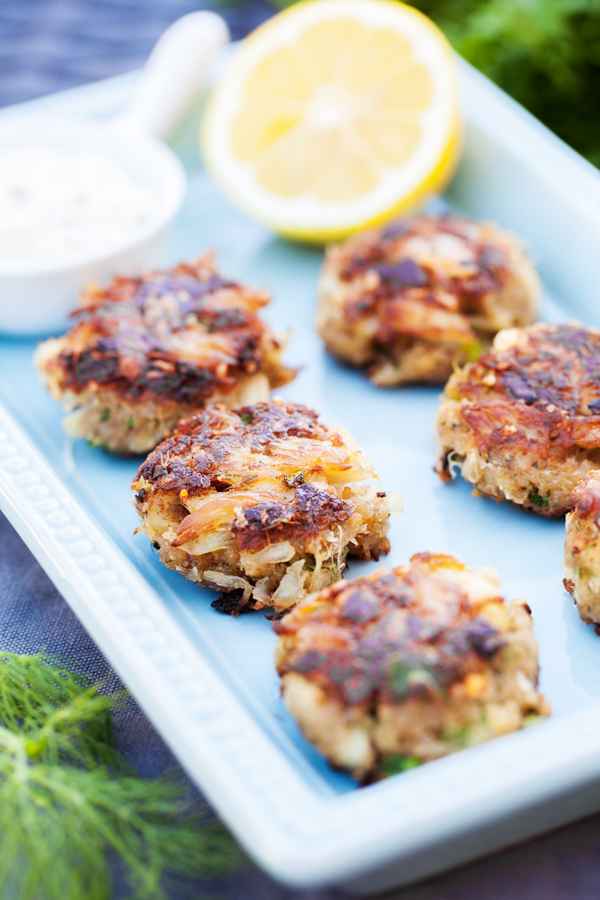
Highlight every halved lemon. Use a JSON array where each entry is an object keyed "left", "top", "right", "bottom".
[{"left": 201, "top": 0, "right": 461, "bottom": 243}]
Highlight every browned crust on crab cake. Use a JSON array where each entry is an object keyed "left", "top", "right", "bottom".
[
  {"left": 564, "top": 471, "right": 600, "bottom": 625},
  {"left": 435, "top": 323, "right": 600, "bottom": 517},
  {"left": 35, "top": 254, "right": 295, "bottom": 454},
  {"left": 317, "top": 213, "right": 539, "bottom": 387},
  {"left": 274, "top": 552, "right": 549, "bottom": 780},
  {"left": 132, "top": 399, "right": 395, "bottom": 614}
]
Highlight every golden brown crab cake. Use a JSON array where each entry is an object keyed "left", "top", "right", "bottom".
[
  {"left": 564, "top": 471, "right": 600, "bottom": 626},
  {"left": 132, "top": 400, "right": 395, "bottom": 615},
  {"left": 274, "top": 553, "right": 549, "bottom": 781},
  {"left": 35, "top": 254, "right": 294, "bottom": 454},
  {"left": 435, "top": 323, "right": 600, "bottom": 517},
  {"left": 317, "top": 213, "right": 539, "bottom": 387}
]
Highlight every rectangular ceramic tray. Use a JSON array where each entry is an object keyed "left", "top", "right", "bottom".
[{"left": 3, "top": 55, "right": 600, "bottom": 894}]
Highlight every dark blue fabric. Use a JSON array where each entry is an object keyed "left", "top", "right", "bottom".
[
  {"left": 0, "top": 0, "right": 274, "bottom": 107},
  {"left": 1, "top": 2, "right": 600, "bottom": 897}
]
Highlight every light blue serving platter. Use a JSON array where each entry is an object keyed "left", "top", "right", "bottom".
[{"left": 2, "top": 55, "right": 600, "bottom": 893}]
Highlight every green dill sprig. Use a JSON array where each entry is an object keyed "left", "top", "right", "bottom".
[{"left": 0, "top": 652, "right": 243, "bottom": 900}]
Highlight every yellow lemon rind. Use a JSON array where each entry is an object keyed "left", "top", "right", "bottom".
[{"left": 201, "top": 0, "right": 462, "bottom": 244}]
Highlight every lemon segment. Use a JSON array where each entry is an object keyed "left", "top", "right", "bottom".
[{"left": 201, "top": 0, "right": 462, "bottom": 243}]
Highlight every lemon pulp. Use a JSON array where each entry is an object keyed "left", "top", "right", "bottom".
[{"left": 202, "top": 0, "right": 461, "bottom": 242}]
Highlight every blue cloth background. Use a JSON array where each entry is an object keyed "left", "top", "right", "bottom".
[{"left": 1, "top": 1, "right": 600, "bottom": 897}]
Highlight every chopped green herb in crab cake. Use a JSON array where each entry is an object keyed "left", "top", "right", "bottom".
[
  {"left": 317, "top": 213, "right": 539, "bottom": 387},
  {"left": 132, "top": 399, "right": 399, "bottom": 615},
  {"left": 435, "top": 322, "right": 600, "bottom": 516},
  {"left": 274, "top": 553, "right": 550, "bottom": 781}
]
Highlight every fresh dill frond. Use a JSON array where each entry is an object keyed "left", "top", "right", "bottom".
[{"left": 0, "top": 651, "right": 243, "bottom": 900}]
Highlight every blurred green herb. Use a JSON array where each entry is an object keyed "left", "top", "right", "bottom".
[
  {"left": 379, "top": 754, "right": 421, "bottom": 777},
  {"left": 415, "top": 0, "right": 600, "bottom": 167},
  {"left": 262, "top": 0, "right": 600, "bottom": 166},
  {"left": 0, "top": 651, "right": 242, "bottom": 900},
  {"left": 461, "top": 338, "right": 483, "bottom": 362},
  {"left": 529, "top": 487, "right": 550, "bottom": 508}
]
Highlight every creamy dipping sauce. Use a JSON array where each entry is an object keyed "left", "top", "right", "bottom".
[{"left": 0, "top": 147, "right": 154, "bottom": 265}]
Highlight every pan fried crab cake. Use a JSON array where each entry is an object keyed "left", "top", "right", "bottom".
[
  {"left": 564, "top": 471, "right": 600, "bottom": 626},
  {"left": 317, "top": 213, "right": 539, "bottom": 387},
  {"left": 132, "top": 400, "right": 395, "bottom": 615},
  {"left": 274, "top": 553, "right": 549, "bottom": 781},
  {"left": 436, "top": 323, "right": 600, "bottom": 517},
  {"left": 35, "top": 255, "right": 294, "bottom": 455}
]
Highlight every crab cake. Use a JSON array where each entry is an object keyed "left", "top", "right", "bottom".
[
  {"left": 274, "top": 553, "right": 549, "bottom": 781},
  {"left": 564, "top": 471, "right": 600, "bottom": 626},
  {"left": 35, "top": 254, "right": 294, "bottom": 454},
  {"left": 317, "top": 213, "right": 539, "bottom": 386},
  {"left": 435, "top": 323, "right": 600, "bottom": 517},
  {"left": 132, "top": 400, "right": 395, "bottom": 615}
]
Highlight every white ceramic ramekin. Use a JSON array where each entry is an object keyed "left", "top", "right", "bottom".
[{"left": 0, "top": 11, "right": 229, "bottom": 337}]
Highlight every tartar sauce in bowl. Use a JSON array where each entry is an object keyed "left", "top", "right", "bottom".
[
  {"left": 0, "top": 147, "right": 154, "bottom": 264},
  {"left": 0, "top": 117, "right": 186, "bottom": 336},
  {"left": 0, "top": 8, "right": 229, "bottom": 336}
]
